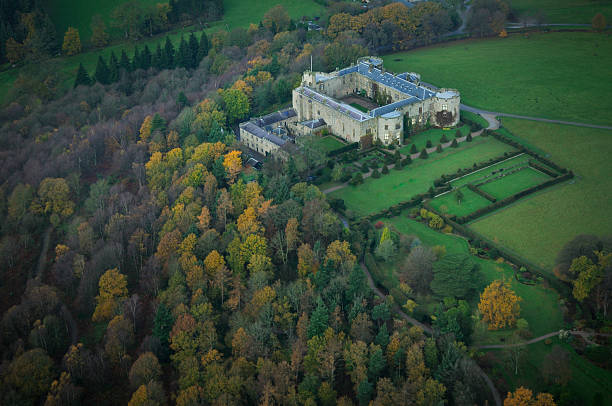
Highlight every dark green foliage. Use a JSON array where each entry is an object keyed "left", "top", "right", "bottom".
[
  {"left": 119, "top": 50, "right": 131, "bottom": 72},
  {"left": 436, "top": 144, "right": 443, "bottom": 153},
  {"left": 152, "top": 43, "right": 163, "bottom": 69},
  {"left": 456, "top": 129, "right": 462, "bottom": 138},
  {"left": 426, "top": 140, "right": 432, "bottom": 148},
  {"left": 440, "top": 134, "right": 449, "bottom": 143},
  {"left": 361, "top": 163, "right": 369, "bottom": 173},
  {"left": 466, "top": 133, "right": 473, "bottom": 142},
  {"left": 419, "top": 148, "right": 429, "bottom": 159},
  {"left": 198, "top": 31, "right": 210, "bottom": 61},
  {"left": 141, "top": 45, "right": 152, "bottom": 70},
  {"left": 350, "top": 172, "right": 364, "bottom": 185},
  {"left": 177, "top": 36, "right": 190, "bottom": 69},
  {"left": 188, "top": 32, "right": 199, "bottom": 69},
  {"left": 163, "top": 36, "right": 175, "bottom": 69},
  {"left": 374, "top": 324, "right": 389, "bottom": 347},
  {"left": 151, "top": 113, "right": 166, "bottom": 134},
  {"left": 372, "top": 303, "right": 390, "bottom": 324},
  {"left": 371, "top": 168, "right": 380, "bottom": 178},
  {"left": 74, "top": 63, "right": 92, "bottom": 88},
  {"left": 108, "top": 51, "right": 119, "bottom": 83},
  {"left": 308, "top": 298, "right": 329, "bottom": 338},
  {"left": 410, "top": 144, "right": 417, "bottom": 154},
  {"left": 153, "top": 303, "right": 174, "bottom": 360},
  {"left": 451, "top": 138, "right": 458, "bottom": 148},
  {"left": 357, "top": 379, "right": 373, "bottom": 405},
  {"left": 177, "top": 91, "right": 188, "bottom": 108},
  {"left": 132, "top": 46, "right": 141, "bottom": 71},
  {"left": 368, "top": 347, "right": 385, "bottom": 381},
  {"left": 382, "top": 165, "right": 389, "bottom": 174},
  {"left": 402, "top": 156, "right": 411, "bottom": 166},
  {"left": 94, "top": 55, "right": 110, "bottom": 85},
  {"left": 430, "top": 254, "right": 480, "bottom": 299},
  {"left": 432, "top": 299, "right": 473, "bottom": 343}
]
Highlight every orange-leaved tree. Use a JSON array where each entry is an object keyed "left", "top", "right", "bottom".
[
  {"left": 478, "top": 279, "right": 521, "bottom": 330},
  {"left": 504, "top": 387, "right": 556, "bottom": 406}
]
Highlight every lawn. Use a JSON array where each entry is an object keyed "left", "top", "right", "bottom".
[
  {"left": 470, "top": 119, "right": 612, "bottom": 271},
  {"left": 460, "top": 110, "right": 489, "bottom": 129},
  {"left": 478, "top": 167, "right": 552, "bottom": 200},
  {"left": 511, "top": 0, "right": 612, "bottom": 24},
  {"left": 350, "top": 102, "right": 369, "bottom": 113},
  {"left": 383, "top": 32, "right": 612, "bottom": 125},
  {"left": 399, "top": 125, "right": 470, "bottom": 154},
  {"left": 2, "top": 0, "right": 325, "bottom": 101},
  {"left": 330, "top": 137, "right": 515, "bottom": 216},
  {"left": 312, "top": 135, "right": 346, "bottom": 153},
  {"left": 450, "top": 154, "right": 531, "bottom": 188},
  {"left": 429, "top": 187, "right": 492, "bottom": 217}
]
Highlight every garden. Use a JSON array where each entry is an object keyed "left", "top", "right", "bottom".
[
  {"left": 310, "top": 134, "right": 347, "bottom": 154},
  {"left": 399, "top": 124, "right": 471, "bottom": 155}
]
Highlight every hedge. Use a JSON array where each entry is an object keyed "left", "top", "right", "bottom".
[
  {"left": 327, "top": 142, "right": 359, "bottom": 157},
  {"left": 361, "top": 194, "right": 425, "bottom": 223},
  {"left": 467, "top": 184, "right": 497, "bottom": 203},
  {"left": 455, "top": 171, "right": 574, "bottom": 224},
  {"left": 528, "top": 160, "right": 559, "bottom": 178}
]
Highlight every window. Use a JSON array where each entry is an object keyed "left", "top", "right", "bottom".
[
  {"left": 442, "top": 104, "right": 448, "bottom": 110},
  {"left": 385, "top": 125, "right": 388, "bottom": 130},
  {"left": 395, "top": 123, "right": 400, "bottom": 129},
  {"left": 384, "top": 133, "right": 389, "bottom": 141}
]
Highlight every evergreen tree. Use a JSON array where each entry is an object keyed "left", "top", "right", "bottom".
[
  {"left": 94, "top": 55, "right": 111, "bottom": 85},
  {"left": 141, "top": 45, "right": 152, "bottom": 70},
  {"left": 419, "top": 148, "right": 429, "bottom": 159},
  {"left": 163, "top": 36, "right": 175, "bottom": 69},
  {"left": 151, "top": 113, "right": 166, "bottom": 133},
  {"left": 451, "top": 138, "right": 458, "bottom": 148},
  {"left": 74, "top": 63, "right": 92, "bottom": 88},
  {"left": 466, "top": 133, "right": 473, "bottom": 142},
  {"left": 410, "top": 144, "right": 417, "bottom": 154},
  {"left": 132, "top": 46, "right": 141, "bottom": 71},
  {"left": 119, "top": 49, "right": 131, "bottom": 72},
  {"left": 152, "top": 43, "right": 163, "bottom": 69},
  {"left": 188, "top": 32, "right": 199, "bottom": 69},
  {"left": 307, "top": 298, "right": 329, "bottom": 338},
  {"left": 108, "top": 51, "right": 119, "bottom": 83},
  {"left": 177, "top": 35, "right": 190, "bottom": 68},
  {"left": 197, "top": 31, "right": 209, "bottom": 62},
  {"left": 177, "top": 91, "right": 188, "bottom": 108}
]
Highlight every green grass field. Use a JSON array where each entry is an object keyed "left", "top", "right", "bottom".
[
  {"left": 312, "top": 135, "right": 346, "bottom": 153},
  {"left": 349, "top": 102, "right": 369, "bottom": 113},
  {"left": 399, "top": 125, "right": 470, "bottom": 154},
  {"left": 450, "top": 154, "right": 530, "bottom": 187},
  {"left": 429, "top": 187, "right": 492, "bottom": 217},
  {"left": 460, "top": 110, "right": 489, "bottom": 129},
  {"left": 511, "top": 0, "right": 612, "bottom": 24},
  {"left": 470, "top": 119, "right": 612, "bottom": 271},
  {"left": 478, "top": 167, "right": 552, "bottom": 200},
  {"left": 1, "top": 0, "right": 324, "bottom": 101},
  {"left": 330, "top": 137, "right": 515, "bottom": 216},
  {"left": 383, "top": 32, "right": 612, "bottom": 125}
]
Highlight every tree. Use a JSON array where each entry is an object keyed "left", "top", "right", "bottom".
[
  {"left": 478, "top": 280, "right": 521, "bottom": 330},
  {"left": 223, "top": 88, "right": 250, "bottom": 124},
  {"left": 451, "top": 138, "right": 458, "bottom": 148},
  {"left": 592, "top": 13, "right": 607, "bottom": 32},
  {"left": 222, "top": 150, "right": 242, "bottom": 183},
  {"left": 455, "top": 189, "right": 464, "bottom": 204},
  {"left": 400, "top": 245, "right": 436, "bottom": 294},
  {"left": 129, "top": 352, "right": 162, "bottom": 389},
  {"left": 375, "top": 239, "right": 396, "bottom": 261},
  {"left": 237, "top": 206, "right": 263, "bottom": 238},
  {"left": 92, "top": 268, "right": 128, "bottom": 322},
  {"left": 308, "top": 298, "right": 329, "bottom": 338},
  {"left": 420, "top": 148, "right": 429, "bottom": 159},
  {"left": 6, "top": 37, "right": 26, "bottom": 64},
  {"left": 431, "top": 253, "right": 479, "bottom": 299},
  {"left": 325, "top": 240, "right": 357, "bottom": 274},
  {"left": 91, "top": 14, "right": 109, "bottom": 47},
  {"left": 198, "top": 31, "right": 209, "bottom": 61},
  {"left": 541, "top": 346, "right": 571, "bottom": 386},
  {"left": 262, "top": 5, "right": 291, "bottom": 33},
  {"left": 163, "top": 36, "right": 175, "bottom": 69},
  {"left": 4, "top": 348, "right": 55, "bottom": 404},
  {"left": 94, "top": 55, "right": 111, "bottom": 84},
  {"left": 74, "top": 63, "right": 91, "bottom": 88},
  {"left": 105, "top": 315, "right": 135, "bottom": 364},
  {"left": 504, "top": 387, "right": 556, "bottom": 406},
  {"left": 62, "top": 27, "right": 81, "bottom": 56},
  {"left": 32, "top": 177, "right": 75, "bottom": 226}
]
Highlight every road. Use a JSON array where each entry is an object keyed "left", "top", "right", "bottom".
[{"left": 476, "top": 330, "right": 612, "bottom": 350}]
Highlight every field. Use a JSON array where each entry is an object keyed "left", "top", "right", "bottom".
[
  {"left": 478, "top": 167, "right": 551, "bottom": 200},
  {"left": 470, "top": 119, "right": 612, "bottom": 271},
  {"left": 511, "top": 0, "right": 612, "bottom": 24},
  {"left": 312, "top": 135, "right": 346, "bottom": 153},
  {"left": 450, "top": 154, "right": 530, "bottom": 187},
  {"left": 383, "top": 32, "right": 612, "bottom": 125},
  {"left": 399, "top": 125, "right": 470, "bottom": 154},
  {"left": 330, "top": 137, "right": 515, "bottom": 216},
  {"left": 460, "top": 110, "right": 489, "bottom": 129},
  {"left": 382, "top": 215, "right": 612, "bottom": 404},
  {"left": 429, "top": 187, "right": 491, "bottom": 217},
  {"left": 1, "top": 0, "right": 325, "bottom": 101}
]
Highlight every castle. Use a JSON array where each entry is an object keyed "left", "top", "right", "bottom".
[{"left": 239, "top": 57, "right": 460, "bottom": 156}]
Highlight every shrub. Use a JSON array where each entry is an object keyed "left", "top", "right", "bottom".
[
  {"left": 374, "top": 221, "right": 384, "bottom": 229},
  {"left": 349, "top": 172, "right": 364, "bottom": 185},
  {"left": 382, "top": 165, "right": 389, "bottom": 174},
  {"left": 426, "top": 140, "right": 432, "bottom": 148},
  {"left": 440, "top": 134, "right": 449, "bottom": 143},
  {"left": 466, "top": 133, "right": 472, "bottom": 142},
  {"left": 402, "top": 156, "right": 411, "bottom": 166},
  {"left": 455, "top": 129, "right": 462, "bottom": 138},
  {"left": 371, "top": 168, "right": 381, "bottom": 178},
  {"left": 419, "top": 149, "right": 429, "bottom": 159},
  {"left": 410, "top": 144, "right": 417, "bottom": 154},
  {"left": 361, "top": 163, "right": 369, "bottom": 173},
  {"left": 451, "top": 138, "right": 458, "bottom": 148},
  {"left": 436, "top": 145, "right": 442, "bottom": 153}
]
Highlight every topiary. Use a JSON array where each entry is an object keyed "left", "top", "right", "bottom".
[
  {"left": 466, "top": 133, "right": 473, "bottom": 142},
  {"left": 451, "top": 138, "right": 458, "bottom": 148},
  {"left": 410, "top": 144, "right": 417, "bottom": 154},
  {"left": 382, "top": 165, "right": 389, "bottom": 174},
  {"left": 440, "top": 134, "right": 449, "bottom": 143},
  {"left": 371, "top": 168, "right": 381, "bottom": 178},
  {"left": 426, "top": 140, "right": 432, "bottom": 148},
  {"left": 436, "top": 144, "right": 442, "bottom": 153},
  {"left": 419, "top": 148, "right": 429, "bottom": 159}
]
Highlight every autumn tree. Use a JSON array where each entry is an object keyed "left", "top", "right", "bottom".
[
  {"left": 105, "top": 315, "right": 135, "bottom": 364},
  {"left": 62, "top": 27, "right": 82, "bottom": 56},
  {"left": 92, "top": 268, "right": 128, "bottom": 322},
  {"left": 504, "top": 387, "right": 556, "bottom": 406},
  {"left": 325, "top": 240, "right": 356, "bottom": 274},
  {"left": 592, "top": 13, "right": 607, "bottom": 32},
  {"left": 128, "top": 382, "right": 166, "bottom": 406},
  {"left": 478, "top": 280, "right": 521, "bottom": 330},
  {"left": 6, "top": 37, "right": 26, "bottom": 63},
  {"left": 237, "top": 206, "right": 263, "bottom": 238},
  {"left": 32, "top": 177, "right": 75, "bottom": 226},
  {"left": 262, "top": 5, "right": 291, "bottom": 33},
  {"left": 129, "top": 352, "right": 162, "bottom": 389},
  {"left": 222, "top": 88, "right": 250, "bottom": 124},
  {"left": 91, "top": 14, "right": 109, "bottom": 47},
  {"left": 223, "top": 150, "right": 242, "bottom": 183},
  {"left": 4, "top": 348, "right": 55, "bottom": 404}
]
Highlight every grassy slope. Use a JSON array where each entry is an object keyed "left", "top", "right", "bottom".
[
  {"left": 331, "top": 137, "right": 514, "bottom": 216},
  {"left": 1, "top": 0, "right": 324, "bottom": 100},
  {"left": 384, "top": 216, "right": 612, "bottom": 404},
  {"left": 470, "top": 119, "right": 612, "bottom": 271},
  {"left": 511, "top": 0, "right": 612, "bottom": 24},
  {"left": 383, "top": 32, "right": 612, "bottom": 125}
]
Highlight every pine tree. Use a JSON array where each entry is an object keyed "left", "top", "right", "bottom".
[
  {"left": 466, "top": 133, "right": 473, "bottom": 142},
  {"left": 197, "top": 31, "right": 209, "bottom": 62},
  {"left": 451, "top": 138, "right": 458, "bottom": 148},
  {"left": 151, "top": 113, "right": 166, "bottom": 133},
  {"left": 419, "top": 148, "right": 429, "bottom": 159},
  {"left": 177, "top": 91, "right": 188, "bottom": 108},
  {"left": 95, "top": 55, "right": 111, "bottom": 85},
  {"left": 108, "top": 51, "right": 119, "bottom": 83},
  {"left": 119, "top": 50, "right": 131, "bottom": 72},
  {"left": 188, "top": 32, "right": 199, "bottom": 69},
  {"left": 74, "top": 63, "right": 92, "bottom": 88},
  {"left": 142, "top": 45, "right": 152, "bottom": 70},
  {"left": 307, "top": 298, "right": 329, "bottom": 338},
  {"left": 132, "top": 46, "right": 141, "bottom": 71},
  {"left": 410, "top": 144, "right": 417, "bottom": 154},
  {"left": 177, "top": 36, "right": 189, "bottom": 68},
  {"left": 163, "top": 36, "right": 175, "bottom": 69},
  {"left": 152, "top": 43, "right": 163, "bottom": 69}
]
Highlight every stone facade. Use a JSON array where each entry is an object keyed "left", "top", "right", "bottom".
[
  {"left": 292, "top": 57, "right": 460, "bottom": 146},
  {"left": 238, "top": 108, "right": 298, "bottom": 157}
]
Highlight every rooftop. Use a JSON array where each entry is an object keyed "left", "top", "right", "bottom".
[
  {"left": 240, "top": 108, "right": 296, "bottom": 147},
  {"left": 300, "top": 87, "right": 372, "bottom": 122}
]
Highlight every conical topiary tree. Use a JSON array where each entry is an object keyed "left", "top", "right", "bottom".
[
  {"left": 420, "top": 148, "right": 429, "bottom": 159},
  {"left": 74, "top": 63, "right": 92, "bottom": 88}
]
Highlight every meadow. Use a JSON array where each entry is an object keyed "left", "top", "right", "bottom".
[
  {"left": 469, "top": 119, "right": 612, "bottom": 271},
  {"left": 382, "top": 215, "right": 612, "bottom": 404},
  {"left": 511, "top": 0, "right": 612, "bottom": 24},
  {"left": 1, "top": 0, "right": 325, "bottom": 101},
  {"left": 330, "top": 137, "right": 515, "bottom": 216},
  {"left": 383, "top": 32, "right": 612, "bottom": 125}
]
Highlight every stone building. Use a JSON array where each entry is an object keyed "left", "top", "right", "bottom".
[
  {"left": 238, "top": 108, "right": 298, "bottom": 157},
  {"left": 291, "top": 56, "right": 460, "bottom": 146}
]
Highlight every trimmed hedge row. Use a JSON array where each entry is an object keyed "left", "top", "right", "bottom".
[
  {"left": 433, "top": 151, "right": 523, "bottom": 186},
  {"left": 467, "top": 184, "right": 496, "bottom": 203},
  {"left": 529, "top": 160, "right": 559, "bottom": 178},
  {"left": 455, "top": 171, "right": 574, "bottom": 224},
  {"left": 327, "top": 142, "right": 359, "bottom": 157},
  {"left": 461, "top": 114, "right": 484, "bottom": 132}
]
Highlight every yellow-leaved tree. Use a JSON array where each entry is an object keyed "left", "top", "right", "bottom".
[
  {"left": 92, "top": 268, "right": 128, "bottom": 322},
  {"left": 504, "top": 387, "right": 556, "bottom": 406},
  {"left": 31, "top": 177, "right": 75, "bottom": 226},
  {"left": 62, "top": 27, "right": 82, "bottom": 56},
  {"left": 223, "top": 150, "right": 242, "bottom": 183},
  {"left": 478, "top": 279, "right": 521, "bottom": 330}
]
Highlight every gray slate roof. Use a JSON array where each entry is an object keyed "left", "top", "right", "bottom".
[
  {"left": 241, "top": 122, "right": 287, "bottom": 147},
  {"left": 357, "top": 62, "right": 435, "bottom": 100}
]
